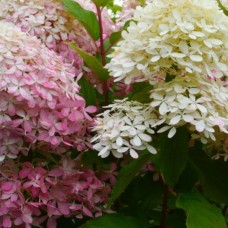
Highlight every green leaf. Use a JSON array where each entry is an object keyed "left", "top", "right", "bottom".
[
  {"left": 119, "top": 173, "right": 163, "bottom": 227},
  {"left": 217, "top": 0, "right": 228, "bottom": 16},
  {"left": 121, "top": 173, "right": 163, "bottom": 210},
  {"left": 108, "top": 20, "right": 132, "bottom": 46},
  {"left": 156, "top": 127, "right": 189, "bottom": 188},
  {"left": 128, "top": 82, "right": 153, "bottom": 103},
  {"left": 138, "top": 0, "right": 146, "bottom": 6},
  {"left": 131, "top": 82, "right": 153, "bottom": 94},
  {"left": 106, "top": 4, "right": 122, "bottom": 15},
  {"left": 166, "top": 210, "right": 186, "bottom": 228},
  {"left": 109, "top": 31, "right": 122, "bottom": 46},
  {"left": 81, "top": 150, "right": 110, "bottom": 170},
  {"left": 132, "top": 91, "right": 151, "bottom": 103},
  {"left": 176, "top": 192, "right": 226, "bottom": 228},
  {"left": 175, "top": 162, "right": 199, "bottom": 193},
  {"left": 108, "top": 151, "right": 153, "bottom": 206},
  {"left": 70, "top": 43, "right": 109, "bottom": 81},
  {"left": 80, "top": 213, "right": 145, "bottom": 228},
  {"left": 189, "top": 149, "right": 228, "bottom": 203},
  {"left": 78, "top": 78, "right": 96, "bottom": 105},
  {"left": 62, "top": 0, "right": 99, "bottom": 40},
  {"left": 91, "top": 0, "right": 113, "bottom": 7},
  {"left": 36, "top": 150, "right": 58, "bottom": 164},
  {"left": 57, "top": 217, "right": 86, "bottom": 228}
]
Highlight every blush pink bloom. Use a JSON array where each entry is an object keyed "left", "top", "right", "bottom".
[
  {"left": 0, "top": 21, "right": 94, "bottom": 161},
  {"left": 0, "top": 0, "right": 98, "bottom": 71},
  {"left": 0, "top": 0, "right": 116, "bottom": 91}
]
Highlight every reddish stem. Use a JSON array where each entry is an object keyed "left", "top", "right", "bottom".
[
  {"left": 160, "top": 184, "right": 169, "bottom": 228},
  {"left": 96, "top": 6, "right": 109, "bottom": 105}
]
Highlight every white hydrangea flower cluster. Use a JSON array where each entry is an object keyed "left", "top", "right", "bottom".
[
  {"left": 92, "top": 75, "right": 228, "bottom": 159},
  {"left": 150, "top": 75, "right": 228, "bottom": 143},
  {"left": 106, "top": 0, "right": 228, "bottom": 85},
  {"left": 93, "top": 0, "right": 228, "bottom": 160},
  {"left": 92, "top": 99, "right": 157, "bottom": 159}
]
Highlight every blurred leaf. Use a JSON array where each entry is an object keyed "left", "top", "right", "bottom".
[
  {"left": 62, "top": 0, "right": 99, "bottom": 40},
  {"left": 217, "top": 0, "right": 228, "bottom": 16},
  {"left": 57, "top": 217, "right": 86, "bottom": 228},
  {"left": 138, "top": 0, "right": 146, "bottom": 6},
  {"left": 81, "top": 150, "right": 110, "bottom": 170},
  {"left": 108, "top": 151, "right": 153, "bottom": 206},
  {"left": 106, "top": 4, "right": 122, "bottom": 15},
  {"left": 129, "top": 82, "right": 153, "bottom": 103},
  {"left": 122, "top": 173, "right": 163, "bottom": 210},
  {"left": 225, "top": 215, "right": 228, "bottom": 224},
  {"left": 148, "top": 210, "right": 162, "bottom": 227},
  {"left": 132, "top": 91, "right": 151, "bottom": 103},
  {"left": 176, "top": 192, "right": 226, "bottom": 228},
  {"left": 91, "top": 0, "right": 113, "bottom": 7},
  {"left": 131, "top": 82, "right": 153, "bottom": 94},
  {"left": 189, "top": 149, "right": 228, "bottom": 203},
  {"left": 108, "top": 20, "right": 132, "bottom": 46},
  {"left": 168, "top": 194, "right": 178, "bottom": 210},
  {"left": 80, "top": 213, "right": 145, "bottom": 228},
  {"left": 175, "top": 162, "right": 199, "bottom": 193},
  {"left": 109, "top": 31, "right": 122, "bottom": 46},
  {"left": 36, "top": 150, "right": 58, "bottom": 164},
  {"left": 78, "top": 78, "right": 96, "bottom": 105},
  {"left": 166, "top": 210, "right": 186, "bottom": 228},
  {"left": 119, "top": 173, "right": 163, "bottom": 227},
  {"left": 70, "top": 43, "right": 109, "bottom": 81},
  {"left": 155, "top": 127, "right": 189, "bottom": 188}
]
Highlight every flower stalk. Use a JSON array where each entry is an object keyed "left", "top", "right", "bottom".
[
  {"left": 160, "top": 184, "right": 169, "bottom": 228},
  {"left": 96, "top": 6, "right": 109, "bottom": 105}
]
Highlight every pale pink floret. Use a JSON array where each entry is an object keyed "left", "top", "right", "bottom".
[
  {"left": 0, "top": 0, "right": 97, "bottom": 71},
  {"left": 0, "top": 0, "right": 118, "bottom": 93},
  {"left": 0, "top": 21, "right": 94, "bottom": 160},
  {"left": 0, "top": 0, "right": 116, "bottom": 70}
]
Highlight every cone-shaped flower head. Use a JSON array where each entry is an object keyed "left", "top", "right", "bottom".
[
  {"left": 0, "top": 0, "right": 97, "bottom": 70},
  {"left": 0, "top": 21, "right": 93, "bottom": 161},
  {"left": 106, "top": 0, "right": 228, "bottom": 84}
]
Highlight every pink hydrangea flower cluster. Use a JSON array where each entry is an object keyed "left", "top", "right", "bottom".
[
  {"left": 0, "top": 157, "right": 115, "bottom": 228},
  {"left": 0, "top": 0, "right": 116, "bottom": 91},
  {"left": 0, "top": 21, "right": 95, "bottom": 161},
  {"left": 0, "top": 0, "right": 97, "bottom": 71}
]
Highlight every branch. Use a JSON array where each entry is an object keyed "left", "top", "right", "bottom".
[
  {"left": 96, "top": 6, "right": 109, "bottom": 105},
  {"left": 160, "top": 184, "right": 169, "bottom": 228}
]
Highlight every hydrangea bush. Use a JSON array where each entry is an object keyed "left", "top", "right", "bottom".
[{"left": 0, "top": 0, "right": 228, "bottom": 227}]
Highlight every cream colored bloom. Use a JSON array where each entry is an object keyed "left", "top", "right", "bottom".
[
  {"left": 150, "top": 75, "right": 228, "bottom": 143},
  {"left": 106, "top": 0, "right": 228, "bottom": 84},
  {"left": 92, "top": 99, "right": 157, "bottom": 159},
  {"left": 92, "top": 75, "right": 228, "bottom": 159}
]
